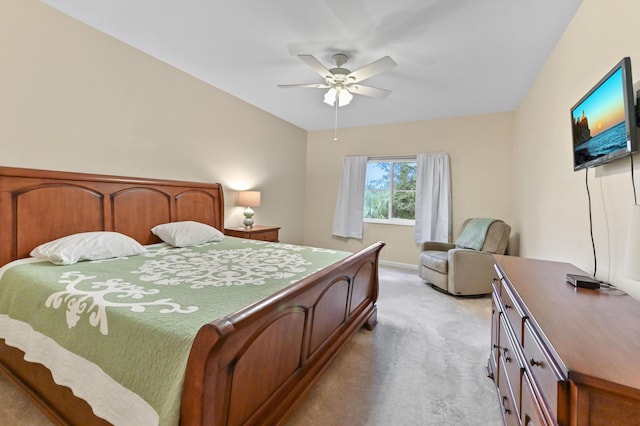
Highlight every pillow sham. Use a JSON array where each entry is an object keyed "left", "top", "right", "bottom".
[
  {"left": 30, "top": 231, "right": 147, "bottom": 265},
  {"left": 151, "top": 221, "right": 224, "bottom": 247}
]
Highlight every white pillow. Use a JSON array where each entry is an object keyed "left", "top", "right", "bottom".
[
  {"left": 30, "top": 232, "right": 147, "bottom": 265},
  {"left": 151, "top": 221, "right": 224, "bottom": 247}
]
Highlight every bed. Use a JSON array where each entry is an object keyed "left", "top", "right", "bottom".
[{"left": 0, "top": 166, "right": 384, "bottom": 426}]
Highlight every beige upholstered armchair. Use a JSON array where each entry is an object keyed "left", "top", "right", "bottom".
[{"left": 419, "top": 218, "right": 511, "bottom": 296}]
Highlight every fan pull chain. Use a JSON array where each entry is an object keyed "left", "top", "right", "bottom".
[{"left": 333, "top": 100, "right": 339, "bottom": 141}]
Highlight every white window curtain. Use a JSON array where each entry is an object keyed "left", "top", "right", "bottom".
[
  {"left": 332, "top": 156, "right": 368, "bottom": 239},
  {"left": 414, "top": 153, "right": 452, "bottom": 243}
]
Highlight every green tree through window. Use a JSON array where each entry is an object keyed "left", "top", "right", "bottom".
[{"left": 364, "top": 159, "right": 416, "bottom": 222}]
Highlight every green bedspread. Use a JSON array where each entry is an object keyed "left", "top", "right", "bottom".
[{"left": 0, "top": 237, "right": 350, "bottom": 426}]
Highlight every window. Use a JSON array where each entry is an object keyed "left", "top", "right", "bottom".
[{"left": 364, "top": 158, "right": 416, "bottom": 225}]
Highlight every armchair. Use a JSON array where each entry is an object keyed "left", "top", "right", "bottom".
[{"left": 419, "top": 218, "right": 511, "bottom": 296}]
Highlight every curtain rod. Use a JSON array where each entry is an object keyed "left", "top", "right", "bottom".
[
  {"left": 345, "top": 154, "right": 416, "bottom": 160},
  {"left": 345, "top": 152, "right": 448, "bottom": 161}
]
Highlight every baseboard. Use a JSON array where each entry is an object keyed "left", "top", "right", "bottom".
[{"left": 379, "top": 260, "right": 418, "bottom": 271}]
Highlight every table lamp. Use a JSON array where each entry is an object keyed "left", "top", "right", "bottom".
[{"left": 238, "top": 191, "right": 261, "bottom": 228}]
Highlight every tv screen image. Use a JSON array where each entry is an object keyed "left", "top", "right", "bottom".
[{"left": 571, "top": 57, "right": 637, "bottom": 171}]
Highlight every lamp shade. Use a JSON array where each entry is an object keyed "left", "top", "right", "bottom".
[
  {"left": 625, "top": 204, "right": 640, "bottom": 280},
  {"left": 238, "top": 191, "right": 261, "bottom": 207}
]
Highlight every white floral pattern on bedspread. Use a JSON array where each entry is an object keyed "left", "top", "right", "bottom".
[
  {"left": 43, "top": 243, "right": 339, "bottom": 336},
  {"left": 46, "top": 271, "right": 199, "bottom": 336},
  {"left": 0, "top": 237, "right": 350, "bottom": 426},
  {"left": 135, "top": 245, "right": 314, "bottom": 287}
]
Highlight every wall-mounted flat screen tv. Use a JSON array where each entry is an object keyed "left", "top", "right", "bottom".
[{"left": 571, "top": 57, "right": 637, "bottom": 171}]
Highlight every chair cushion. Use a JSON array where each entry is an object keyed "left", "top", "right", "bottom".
[{"left": 420, "top": 250, "right": 449, "bottom": 274}]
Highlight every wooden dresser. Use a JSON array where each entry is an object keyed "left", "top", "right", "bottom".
[
  {"left": 224, "top": 225, "right": 280, "bottom": 242},
  {"left": 488, "top": 255, "right": 640, "bottom": 425}
]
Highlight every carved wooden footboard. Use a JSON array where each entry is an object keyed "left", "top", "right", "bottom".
[
  {"left": 182, "top": 241, "right": 383, "bottom": 425},
  {"left": 0, "top": 166, "right": 384, "bottom": 425}
]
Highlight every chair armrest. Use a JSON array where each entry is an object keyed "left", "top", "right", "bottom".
[
  {"left": 447, "top": 248, "right": 497, "bottom": 295},
  {"left": 421, "top": 242, "right": 455, "bottom": 252},
  {"left": 448, "top": 248, "right": 496, "bottom": 268}
]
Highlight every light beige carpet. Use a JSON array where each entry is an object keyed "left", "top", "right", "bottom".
[
  {"left": 0, "top": 265, "right": 502, "bottom": 425},
  {"left": 285, "top": 265, "right": 502, "bottom": 426}
]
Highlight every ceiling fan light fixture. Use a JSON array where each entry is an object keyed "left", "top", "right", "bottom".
[
  {"left": 280, "top": 53, "right": 396, "bottom": 114},
  {"left": 323, "top": 87, "right": 353, "bottom": 107},
  {"left": 323, "top": 87, "right": 337, "bottom": 106},
  {"left": 280, "top": 53, "right": 396, "bottom": 140},
  {"left": 338, "top": 89, "right": 353, "bottom": 106}
]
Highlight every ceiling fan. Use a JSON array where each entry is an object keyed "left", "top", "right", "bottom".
[{"left": 278, "top": 53, "right": 397, "bottom": 107}]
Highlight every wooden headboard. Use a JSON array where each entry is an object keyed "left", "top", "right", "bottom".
[{"left": 0, "top": 166, "right": 225, "bottom": 266}]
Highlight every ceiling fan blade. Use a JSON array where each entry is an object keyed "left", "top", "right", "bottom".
[
  {"left": 278, "top": 83, "right": 331, "bottom": 89},
  {"left": 347, "top": 84, "right": 392, "bottom": 98},
  {"left": 347, "top": 56, "right": 396, "bottom": 83},
  {"left": 297, "top": 54, "right": 333, "bottom": 79}
]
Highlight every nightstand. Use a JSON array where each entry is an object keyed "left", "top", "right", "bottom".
[{"left": 224, "top": 225, "right": 280, "bottom": 242}]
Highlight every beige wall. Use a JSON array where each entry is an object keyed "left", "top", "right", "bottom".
[
  {"left": 304, "top": 113, "right": 514, "bottom": 265},
  {"left": 0, "top": 0, "right": 308, "bottom": 244},
  {"left": 512, "top": 0, "right": 640, "bottom": 297},
  {"left": 14, "top": 0, "right": 639, "bottom": 295}
]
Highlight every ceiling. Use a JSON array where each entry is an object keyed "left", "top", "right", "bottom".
[{"left": 41, "top": 0, "right": 582, "bottom": 131}]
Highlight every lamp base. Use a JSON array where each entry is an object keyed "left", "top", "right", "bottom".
[{"left": 243, "top": 206, "right": 255, "bottom": 228}]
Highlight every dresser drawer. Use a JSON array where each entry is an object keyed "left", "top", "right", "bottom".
[
  {"left": 225, "top": 226, "right": 280, "bottom": 242},
  {"left": 249, "top": 230, "right": 278, "bottom": 241},
  {"left": 523, "top": 321, "right": 566, "bottom": 422},
  {"left": 498, "top": 355, "right": 521, "bottom": 426},
  {"left": 521, "top": 372, "right": 550, "bottom": 426},
  {"left": 490, "top": 291, "right": 500, "bottom": 376},
  {"left": 500, "top": 279, "right": 526, "bottom": 344},
  {"left": 499, "top": 314, "right": 523, "bottom": 418}
]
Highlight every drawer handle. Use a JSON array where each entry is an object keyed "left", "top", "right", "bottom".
[
  {"left": 504, "top": 303, "right": 512, "bottom": 310},
  {"left": 502, "top": 396, "right": 511, "bottom": 414},
  {"left": 502, "top": 347, "right": 511, "bottom": 363},
  {"left": 529, "top": 358, "right": 543, "bottom": 368},
  {"left": 524, "top": 414, "right": 533, "bottom": 426}
]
